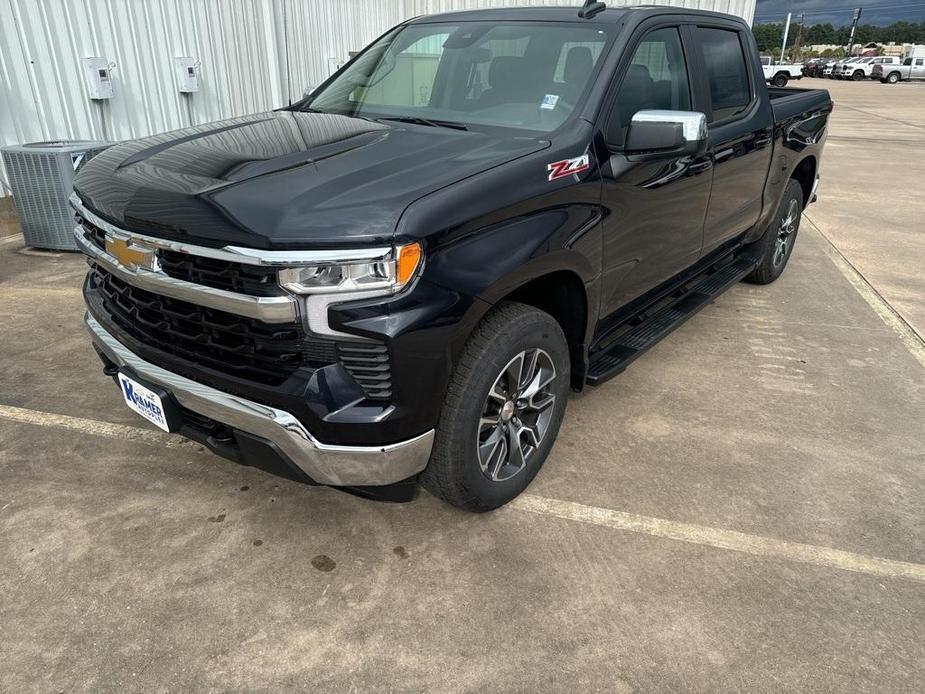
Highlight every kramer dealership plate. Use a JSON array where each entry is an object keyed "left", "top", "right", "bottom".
[{"left": 117, "top": 372, "right": 171, "bottom": 432}]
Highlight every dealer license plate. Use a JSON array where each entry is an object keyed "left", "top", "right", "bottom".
[{"left": 117, "top": 373, "right": 171, "bottom": 432}]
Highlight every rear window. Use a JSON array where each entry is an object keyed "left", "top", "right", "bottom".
[{"left": 694, "top": 27, "right": 751, "bottom": 122}]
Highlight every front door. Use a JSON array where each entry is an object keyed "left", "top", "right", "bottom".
[
  {"left": 912, "top": 57, "right": 925, "bottom": 80},
  {"left": 597, "top": 25, "right": 712, "bottom": 319}
]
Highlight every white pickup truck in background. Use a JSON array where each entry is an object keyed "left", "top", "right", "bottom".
[
  {"left": 760, "top": 56, "right": 803, "bottom": 87},
  {"left": 873, "top": 55, "right": 925, "bottom": 83},
  {"left": 838, "top": 56, "right": 902, "bottom": 80}
]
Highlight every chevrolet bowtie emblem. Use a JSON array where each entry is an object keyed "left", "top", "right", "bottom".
[{"left": 105, "top": 235, "right": 159, "bottom": 271}]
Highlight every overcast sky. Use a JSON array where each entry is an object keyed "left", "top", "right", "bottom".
[{"left": 754, "top": 0, "right": 925, "bottom": 25}]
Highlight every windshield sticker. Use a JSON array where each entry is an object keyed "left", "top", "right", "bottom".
[
  {"left": 547, "top": 154, "right": 590, "bottom": 181},
  {"left": 541, "top": 94, "right": 560, "bottom": 110}
]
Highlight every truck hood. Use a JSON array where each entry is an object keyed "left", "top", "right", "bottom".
[{"left": 74, "top": 111, "right": 548, "bottom": 249}]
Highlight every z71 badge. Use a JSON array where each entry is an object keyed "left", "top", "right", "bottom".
[{"left": 546, "top": 154, "right": 590, "bottom": 181}]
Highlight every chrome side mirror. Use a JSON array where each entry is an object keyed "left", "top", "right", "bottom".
[{"left": 625, "top": 110, "right": 708, "bottom": 158}]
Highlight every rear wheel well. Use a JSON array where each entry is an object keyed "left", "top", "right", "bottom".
[
  {"left": 502, "top": 271, "right": 588, "bottom": 388},
  {"left": 791, "top": 156, "right": 816, "bottom": 204}
]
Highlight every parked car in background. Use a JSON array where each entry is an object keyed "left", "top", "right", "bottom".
[
  {"left": 807, "top": 59, "right": 837, "bottom": 78},
  {"left": 822, "top": 60, "right": 844, "bottom": 78},
  {"left": 837, "top": 56, "right": 900, "bottom": 80},
  {"left": 760, "top": 56, "right": 803, "bottom": 86},
  {"left": 801, "top": 58, "right": 826, "bottom": 77},
  {"left": 836, "top": 57, "right": 870, "bottom": 79},
  {"left": 874, "top": 56, "right": 925, "bottom": 83},
  {"left": 831, "top": 57, "right": 861, "bottom": 78},
  {"left": 856, "top": 56, "right": 901, "bottom": 80}
]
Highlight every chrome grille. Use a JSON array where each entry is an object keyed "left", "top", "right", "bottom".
[
  {"left": 78, "top": 216, "right": 282, "bottom": 297},
  {"left": 90, "top": 264, "right": 311, "bottom": 384}
]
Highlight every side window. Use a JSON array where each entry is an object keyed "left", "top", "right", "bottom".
[
  {"left": 695, "top": 27, "right": 751, "bottom": 123},
  {"left": 917, "top": 59, "right": 925, "bottom": 66},
  {"left": 607, "top": 27, "right": 691, "bottom": 146}
]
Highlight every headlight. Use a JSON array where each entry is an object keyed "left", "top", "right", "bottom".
[{"left": 278, "top": 241, "right": 422, "bottom": 295}]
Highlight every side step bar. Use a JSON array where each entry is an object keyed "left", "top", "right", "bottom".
[{"left": 586, "top": 254, "right": 758, "bottom": 385}]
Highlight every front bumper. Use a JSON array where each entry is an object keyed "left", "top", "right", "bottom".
[{"left": 86, "top": 313, "right": 435, "bottom": 486}]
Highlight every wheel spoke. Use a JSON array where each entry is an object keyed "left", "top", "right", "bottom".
[
  {"left": 487, "top": 434, "right": 508, "bottom": 480},
  {"left": 504, "top": 351, "right": 526, "bottom": 395},
  {"left": 506, "top": 423, "right": 526, "bottom": 473},
  {"left": 479, "top": 415, "right": 498, "bottom": 432},
  {"left": 519, "top": 349, "right": 540, "bottom": 393},
  {"left": 519, "top": 422, "right": 541, "bottom": 449},
  {"left": 478, "top": 425, "right": 503, "bottom": 473},
  {"left": 519, "top": 353, "right": 555, "bottom": 403},
  {"left": 488, "top": 381, "right": 507, "bottom": 403},
  {"left": 527, "top": 392, "right": 555, "bottom": 413}
]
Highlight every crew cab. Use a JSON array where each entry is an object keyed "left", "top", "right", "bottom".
[
  {"left": 874, "top": 55, "right": 925, "bottom": 83},
  {"left": 72, "top": 3, "right": 832, "bottom": 511},
  {"left": 760, "top": 56, "right": 803, "bottom": 87}
]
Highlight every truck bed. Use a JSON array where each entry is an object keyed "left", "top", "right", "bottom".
[{"left": 768, "top": 86, "right": 832, "bottom": 122}]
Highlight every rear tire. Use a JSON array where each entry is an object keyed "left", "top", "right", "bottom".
[
  {"left": 745, "top": 179, "right": 804, "bottom": 285},
  {"left": 421, "top": 302, "right": 570, "bottom": 512},
  {"left": 887, "top": 72, "right": 900, "bottom": 84}
]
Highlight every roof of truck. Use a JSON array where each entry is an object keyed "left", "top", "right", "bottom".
[{"left": 407, "top": 4, "right": 739, "bottom": 25}]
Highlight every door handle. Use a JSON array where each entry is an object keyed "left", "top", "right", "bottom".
[
  {"left": 688, "top": 160, "right": 713, "bottom": 174},
  {"left": 755, "top": 136, "right": 772, "bottom": 148}
]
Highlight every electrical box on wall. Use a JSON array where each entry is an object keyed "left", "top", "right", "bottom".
[
  {"left": 174, "top": 57, "right": 201, "bottom": 93},
  {"left": 82, "top": 57, "right": 115, "bottom": 99}
]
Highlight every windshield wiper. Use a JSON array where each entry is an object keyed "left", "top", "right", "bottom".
[{"left": 376, "top": 116, "right": 468, "bottom": 131}]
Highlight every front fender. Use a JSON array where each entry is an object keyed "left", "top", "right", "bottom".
[{"left": 424, "top": 206, "right": 602, "bottom": 304}]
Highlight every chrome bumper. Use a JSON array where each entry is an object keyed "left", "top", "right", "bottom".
[{"left": 85, "top": 313, "right": 434, "bottom": 486}]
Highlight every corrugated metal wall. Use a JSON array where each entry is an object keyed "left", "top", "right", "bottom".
[{"left": 0, "top": 0, "right": 756, "bottom": 198}]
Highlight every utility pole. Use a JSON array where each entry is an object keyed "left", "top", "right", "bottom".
[
  {"left": 792, "top": 13, "right": 804, "bottom": 61},
  {"left": 847, "top": 8, "right": 862, "bottom": 56},
  {"left": 780, "top": 12, "right": 792, "bottom": 64}
]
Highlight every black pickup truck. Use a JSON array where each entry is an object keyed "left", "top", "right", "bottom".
[{"left": 72, "top": 3, "right": 831, "bottom": 511}]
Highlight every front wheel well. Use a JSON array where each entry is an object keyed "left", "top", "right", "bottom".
[{"left": 500, "top": 271, "right": 588, "bottom": 389}]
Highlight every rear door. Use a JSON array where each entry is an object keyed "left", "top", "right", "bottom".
[{"left": 689, "top": 25, "right": 773, "bottom": 254}]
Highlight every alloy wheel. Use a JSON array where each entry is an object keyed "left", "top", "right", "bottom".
[
  {"left": 477, "top": 348, "right": 557, "bottom": 482},
  {"left": 773, "top": 198, "right": 799, "bottom": 267}
]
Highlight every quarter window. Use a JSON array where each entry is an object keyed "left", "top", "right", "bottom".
[{"left": 695, "top": 27, "right": 751, "bottom": 122}]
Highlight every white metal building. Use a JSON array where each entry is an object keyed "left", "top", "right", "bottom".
[{"left": 0, "top": 0, "right": 756, "bottom": 198}]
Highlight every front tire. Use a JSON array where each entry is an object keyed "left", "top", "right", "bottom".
[
  {"left": 772, "top": 73, "right": 788, "bottom": 87},
  {"left": 745, "top": 179, "right": 804, "bottom": 285},
  {"left": 852, "top": 70, "right": 864, "bottom": 81},
  {"left": 422, "top": 302, "right": 570, "bottom": 512}
]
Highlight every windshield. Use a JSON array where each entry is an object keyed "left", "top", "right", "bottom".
[{"left": 302, "top": 21, "right": 614, "bottom": 133}]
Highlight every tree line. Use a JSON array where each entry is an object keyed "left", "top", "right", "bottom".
[{"left": 753, "top": 21, "right": 925, "bottom": 57}]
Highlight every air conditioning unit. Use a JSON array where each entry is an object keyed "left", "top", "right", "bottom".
[{"left": 1, "top": 140, "right": 111, "bottom": 250}]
